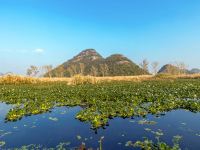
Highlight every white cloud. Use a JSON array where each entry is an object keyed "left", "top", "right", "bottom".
[{"left": 34, "top": 48, "right": 44, "bottom": 54}]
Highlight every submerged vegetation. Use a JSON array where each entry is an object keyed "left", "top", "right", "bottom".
[{"left": 0, "top": 78, "right": 200, "bottom": 130}]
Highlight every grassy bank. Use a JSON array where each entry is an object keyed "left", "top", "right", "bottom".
[{"left": 0, "top": 74, "right": 200, "bottom": 85}]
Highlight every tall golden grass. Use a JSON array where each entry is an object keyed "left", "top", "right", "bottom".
[
  {"left": 154, "top": 73, "right": 200, "bottom": 79},
  {"left": 0, "top": 74, "right": 200, "bottom": 85},
  {"left": 0, "top": 75, "right": 41, "bottom": 84}
]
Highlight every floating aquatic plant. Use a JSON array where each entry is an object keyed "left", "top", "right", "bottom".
[
  {"left": 132, "top": 135, "right": 182, "bottom": 150},
  {"left": 0, "top": 141, "right": 5, "bottom": 147},
  {"left": 76, "top": 135, "right": 82, "bottom": 140},
  {"left": 138, "top": 119, "right": 157, "bottom": 125},
  {"left": 0, "top": 79, "right": 200, "bottom": 129},
  {"left": 48, "top": 117, "right": 58, "bottom": 122}
]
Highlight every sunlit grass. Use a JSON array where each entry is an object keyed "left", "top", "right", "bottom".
[{"left": 0, "top": 74, "right": 200, "bottom": 85}]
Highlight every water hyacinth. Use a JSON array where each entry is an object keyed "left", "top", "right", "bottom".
[{"left": 0, "top": 79, "right": 200, "bottom": 129}]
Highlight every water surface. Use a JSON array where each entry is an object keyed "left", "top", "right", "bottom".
[{"left": 0, "top": 103, "right": 200, "bottom": 149}]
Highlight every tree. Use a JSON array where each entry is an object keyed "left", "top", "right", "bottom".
[
  {"left": 67, "top": 67, "right": 74, "bottom": 77},
  {"left": 71, "top": 64, "right": 78, "bottom": 75},
  {"left": 140, "top": 59, "right": 149, "bottom": 73},
  {"left": 43, "top": 65, "right": 53, "bottom": 78},
  {"left": 151, "top": 61, "right": 159, "bottom": 75},
  {"left": 91, "top": 66, "right": 98, "bottom": 76},
  {"left": 55, "top": 65, "right": 65, "bottom": 77},
  {"left": 26, "top": 66, "right": 39, "bottom": 77},
  {"left": 100, "top": 64, "right": 109, "bottom": 76},
  {"left": 175, "top": 62, "right": 187, "bottom": 75},
  {"left": 165, "top": 64, "right": 179, "bottom": 75},
  {"left": 79, "top": 63, "right": 85, "bottom": 75},
  {"left": 27, "top": 68, "right": 32, "bottom": 76}
]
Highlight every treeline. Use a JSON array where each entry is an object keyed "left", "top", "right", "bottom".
[
  {"left": 26, "top": 65, "right": 53, "bottom": 77},
  {"left": 139, "top": 60, "right": 189, "bottom": 75}
]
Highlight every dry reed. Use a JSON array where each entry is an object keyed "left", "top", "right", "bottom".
[{"left": 0, "top": 74, "right": 200, "bottom": 85}]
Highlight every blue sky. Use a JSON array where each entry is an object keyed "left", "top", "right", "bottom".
[{"left": 0, "top": 0, "right": 200, "bottom": 74}]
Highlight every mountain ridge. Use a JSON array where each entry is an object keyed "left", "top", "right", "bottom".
[{"left": 46, "top": 49, "right": 149, "bottom": 77}]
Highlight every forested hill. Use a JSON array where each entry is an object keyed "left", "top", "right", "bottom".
[{"left": 45, "top": 49, "right": 149, "bottom": 77}]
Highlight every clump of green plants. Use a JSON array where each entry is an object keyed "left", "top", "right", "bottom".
[
  {"left": 5, "top": 137, "right": 104, "bottom": 150},
  {"left": 127, "top": 127, "right": 182, "bottom": 150},
  {"left": 0, "top": 141, "right": 6, "bottom": 148},
  {"left": 131, "top": 135, "right": 182, "bottom": 150},
  {"left": 0, "top": 79, "right": 200, "bottom": 129}
]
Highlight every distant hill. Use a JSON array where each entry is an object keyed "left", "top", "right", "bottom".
[
  {"left": 0, "top": 72, "right": 14, "bottom": 76},
  {"left": 158, "top": 64, "right": 189, "bottom": 74},
  {"left": 46, "top": 49, "right": 149, "bottom": 77},
  {"left": 158, "top": 64, "right": 179, "bottom": 74},
  {"left": 189, "top": 68, "right": 200, "bottom": 74}
]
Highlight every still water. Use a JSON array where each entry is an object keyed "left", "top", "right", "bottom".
[{"left": 0, "top": 103, "right": 200, "bottom": 149}]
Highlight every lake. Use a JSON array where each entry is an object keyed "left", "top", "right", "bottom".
[{"left": 0, "top": 102, "right": 200, "bottom": 149}]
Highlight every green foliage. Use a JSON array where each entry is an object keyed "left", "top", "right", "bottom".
[
  {"left": 131, "top": 131, "right": 182, "bottom": 150},
  {"left": 0, "top": 79, "right": 200, "bottom": 129},
  {"left": 129, "top": 126, "right": 182, "bottom": 150},
  {"left": 132, "top": 135, "right": 182, "bottom": 150}
]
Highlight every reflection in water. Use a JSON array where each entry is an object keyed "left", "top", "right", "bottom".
[{"left": 0, "top": 103, "right": 200, "bottom": 149}]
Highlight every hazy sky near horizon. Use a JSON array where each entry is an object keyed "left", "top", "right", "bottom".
[{"left": 0, "top": 0, "right": 200, "bottom": 74}]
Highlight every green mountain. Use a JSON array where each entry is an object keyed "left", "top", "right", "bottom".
[
  {"left": 46, "top": 49, "right": 149, "bottom": 77},
  {"left": 158, "top": 64, "right": 189, "bottom": 74},
  {"left": 104, "top": 54, "right": 147, "bottom": 76}
]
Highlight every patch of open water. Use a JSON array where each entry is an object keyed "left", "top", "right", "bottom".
[{"left": 0, "top": 103, "right": 200, "bottom": 149}]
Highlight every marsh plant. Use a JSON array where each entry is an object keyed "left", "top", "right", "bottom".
[
  {"left": 132, "top": 135, "right": 182, "bottom": 150},
  {"left": 0, "top": 79, "right": 200, "bottom": 129},
  {"left": 127, "top": 126, "right": 182, "bottom": 150}
]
